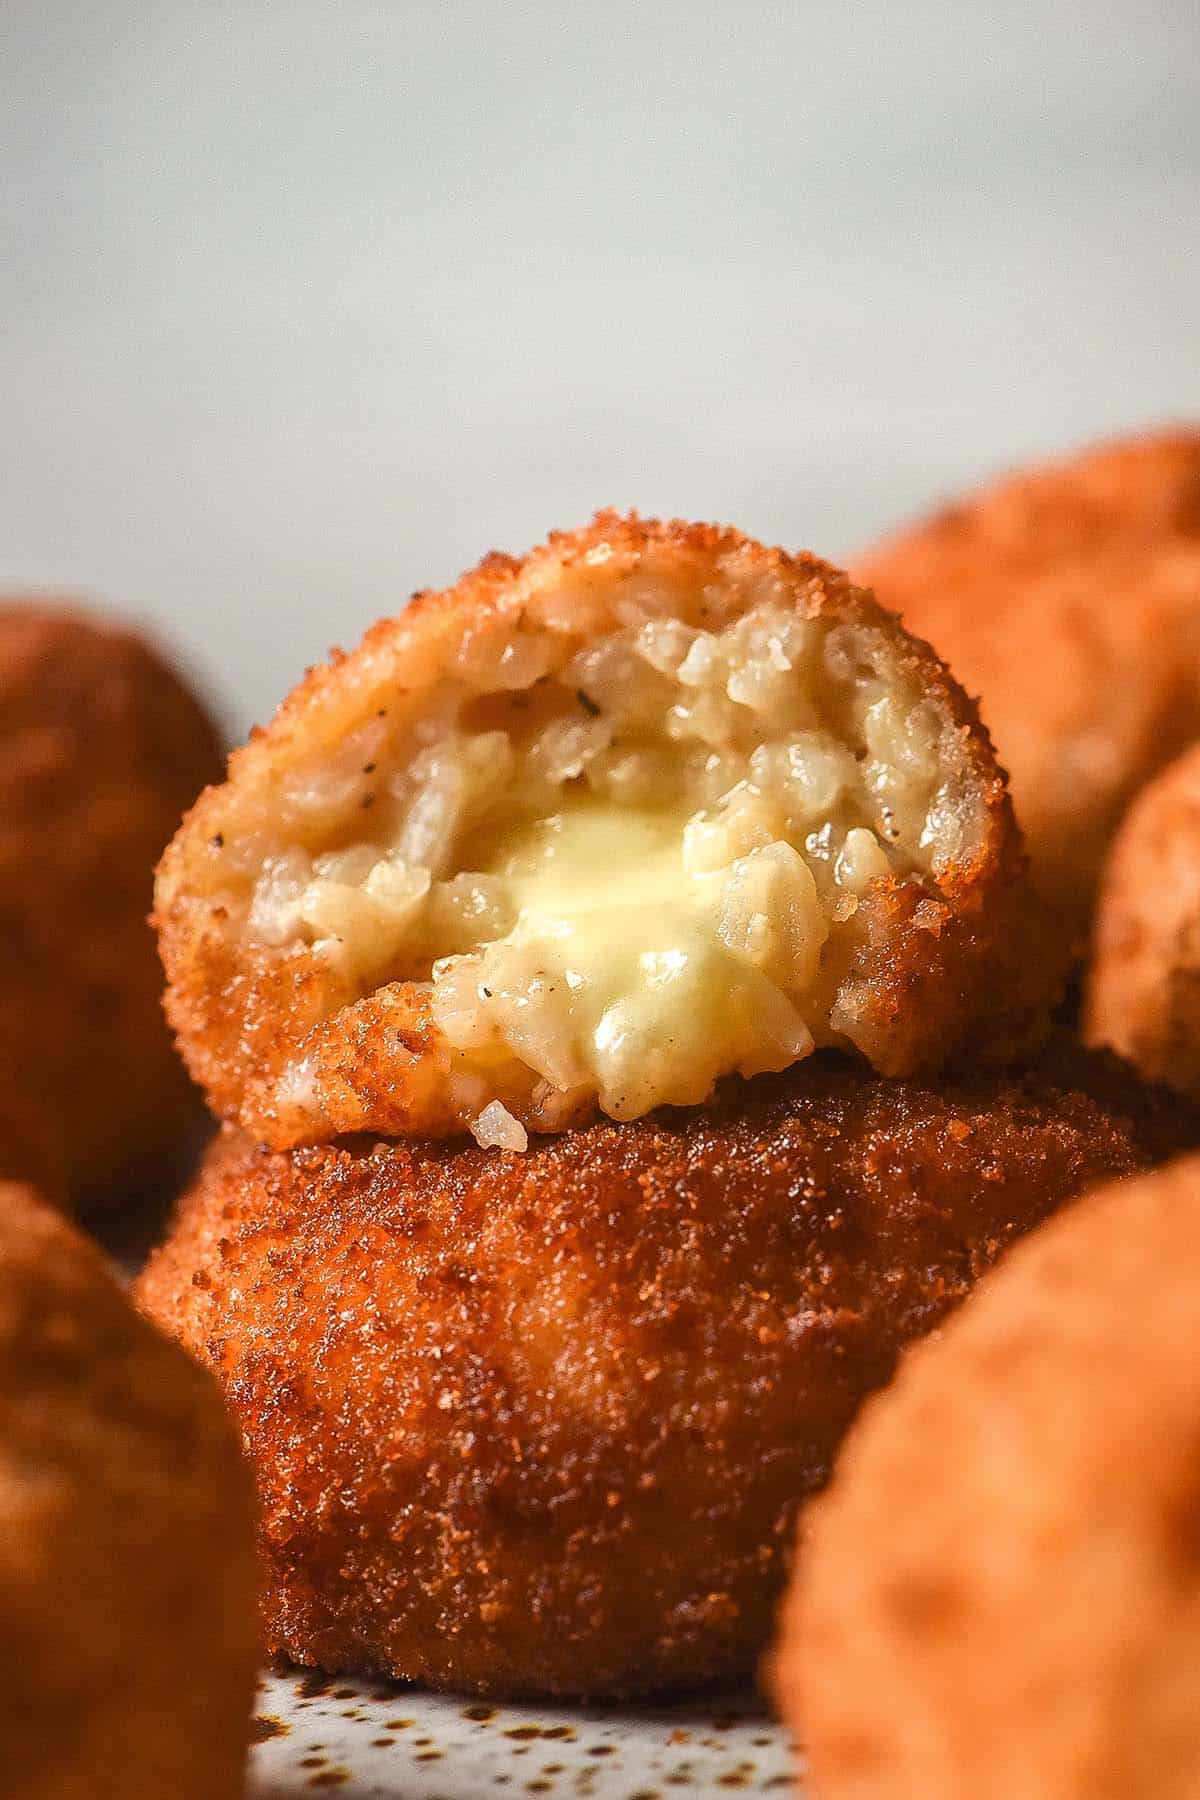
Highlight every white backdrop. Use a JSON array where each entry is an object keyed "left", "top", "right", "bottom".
[{"left": 3, "top": 0, "right": 1198, "bottom": 734}]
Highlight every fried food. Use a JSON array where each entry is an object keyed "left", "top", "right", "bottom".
[
  {"left": 133, "top": 1046, "right": 1187, "bottom": 1700},
  {"left": 1087, "top": 743, "right": 1200, "bottom": 1094},
  {"left": 777, "top": 1152, "right": 1200, "bottom": 1800},
  {"left": 157, "top": 513, "right": 1055, "bottom": 1152},
  {"left": 0, "top": 1180, "right": 258, "bottom": 1799},
  {"left": 857, "top": 428, "right": 1200, "bottom": 945},
  {"left": 0, "top": 599, "right": 224, "bottom": 1204}
]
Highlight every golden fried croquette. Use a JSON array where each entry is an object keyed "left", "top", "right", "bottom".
[
  {"left": 156, "top": 513, "right": 1055, "bottom": 1153},
  {"left": 0, "top": 599, "right": 224, "bottom": 1204},
  {"left": 1087, "top": 742, "right": 1200, "bottom": 1092},
  {"left": 133, "top": 1047, "right": 1188, "bottom": 1700},
  {"left": 0, "top": 1180, "right": 258, "bottom": 1799},
  {"left": 858, "top": 428, "right": 1200, "bottom": 945},
  {"left": 777, "top": 1151, "right": 1200, "bottom": 1800}
]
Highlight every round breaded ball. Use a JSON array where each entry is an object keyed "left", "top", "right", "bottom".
[
  {"left": 156, "top": 512, "right": 1056, "bottom": 1153},
  {"left": 778, "top": 1152, "right": 1200, "bottom": 1800},
  {"left": 858, "top": 427, "right": 1200, "bottom": 947},
  {"left": 1087, "top": 742, "right": 1200, "bottom": 1094},
  {"left": 0, "top": 599, "right": 224, "bottom": 1204},
  {"left": 134, "top": 1048, "right": 1187, "bottom": 1700},
  {"left": 0, "top": 1181, "right": 259, "bottom": 1799}
]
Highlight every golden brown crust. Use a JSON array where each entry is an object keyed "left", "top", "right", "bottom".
[
  {"left": 156, "top": 512, "right": 1054, "bottom": 1147},
  {"left": 0, "top": 1180, "right": 259, "bottom": 1799},
  {"left": 134, "top": 1046, "right": 1190, "bottom": 1699},
  {"left": 777, "top": 1151, "right": 1200, "bottom": 1800},
  {"left": 0, "top": 599, "right": 224, "bottom": 1203},
  {"left": 1087, "top": 742, "right": 1200, "bottom": 1092},
  {"left": 858, "top": 428, "right": 1200, "bottom": 946}
]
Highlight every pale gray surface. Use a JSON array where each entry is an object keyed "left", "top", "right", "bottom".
[{"left": 3, "top": 0, "right": 1198, "bottom": 734}]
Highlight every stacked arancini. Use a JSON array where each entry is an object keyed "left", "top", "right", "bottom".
[
  {"left": 0, "top": 1182, "right": 258, "bottom": 1799},
  {"left": 134, "top": 510, "right": 1200, "bottom": 1699},
  {"left": 859, "top": 428, "right": 1200, "bottom": 949},
  {"left": 778, "top": 1153, "right": 1200, "bottom": 1800},
  {"left": 0, "top": 600, "right": 223, "bottom": 1205}
]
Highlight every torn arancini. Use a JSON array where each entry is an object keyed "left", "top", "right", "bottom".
[{"left": 156, "top": 514, "right": 1055, "bottom": 1150}]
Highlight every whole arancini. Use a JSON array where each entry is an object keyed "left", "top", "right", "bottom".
[
  {"left": 0, "top": 1181, "right": 258, "bottom": 1799},
  {"left": 859, "top": 427, "right": 1200, "bottom": 949},
  {"left": 778, "top": 1151, "right": 1200, "bottom": 1800},
  {"left": 136, "top": 1047, "right": 1189, "bottom": 1700},
  {"left": 0, "top": 599, "right": 223, "bottom": 1204}
]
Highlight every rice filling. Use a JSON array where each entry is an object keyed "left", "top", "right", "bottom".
[{"left": 220, "top": 585, "right": 983, "bottom": 1139}]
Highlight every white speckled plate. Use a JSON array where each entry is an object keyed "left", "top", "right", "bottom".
[{"left": 247, "top": 1669, "right": 800, "bottom": 1799}]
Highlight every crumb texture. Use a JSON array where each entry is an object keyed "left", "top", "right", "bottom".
[
  {"left": 157, "top": 514, "right": 1052, "bottom": 1146},
  {"left": 133, "top": 1045, "right": 1187, "bottom": 1699}
]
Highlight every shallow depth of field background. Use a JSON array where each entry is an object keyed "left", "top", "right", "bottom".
[{"left": 3, "top": 0, "right": 1198, "bottom": 735}]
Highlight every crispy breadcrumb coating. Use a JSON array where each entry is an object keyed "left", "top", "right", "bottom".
[
  {"left": 0, "top": 1181, "right": 258, "bottom": 1799},
  {"left": 1087, "top": 742, "right": 1200, "bottom": 1092},
  {"left": 156, "top": 513, "right": 1055, "bottom": 1150},
  {"left": 0, "top": 600, "right": 223, "bottom": 1203},
  {"left": 778, "top": 1152, "right": 1200, "bottom": 1800},
  {"left": 858, "top": 428, "right": 1200, "bottom": 946},
  {"left": 134, "top": 1047, "right": 1188, "bottom": 1700}
]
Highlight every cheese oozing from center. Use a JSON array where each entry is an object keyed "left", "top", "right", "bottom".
[
  {"left": 430, "top": 794, "right": 833, "bottom": 1119},
  {"left": 229, "top": 587, "right": 971, "bottom": 1141}
]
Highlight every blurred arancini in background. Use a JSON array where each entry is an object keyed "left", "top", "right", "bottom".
[
  {"left": 0, "top": 599, "right": 224, "bottom": 1207},
  {"left": 0, "top": 1180, "right": 258, "bottom": 1799},
  {"left": 776, "top": 1151, "right": 1200, "bottom": 1800},
  {"left": 858, "top": 427, "right": 1200, "bottom": 951},
  {"left": 1088, "top": 741, "right": 1200, "bottom": 1093}
]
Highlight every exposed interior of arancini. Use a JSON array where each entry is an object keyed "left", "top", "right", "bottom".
[{"left": 192, "top": 553, "right": 989, "bottom": 1146}]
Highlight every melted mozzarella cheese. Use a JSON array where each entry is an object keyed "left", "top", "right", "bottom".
[{"left": 431, "top": 796, "right": 829, "bottom": 1118}]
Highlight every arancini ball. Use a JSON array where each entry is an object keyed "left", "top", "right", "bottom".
[
  {"left": 155, "top": 514, "right": 1056, "bottom": 1152},
  {"left": 0, "top": 1181, "right": 258, "bottom": 1799},
  {"left": 858, "top": 427, "right": 1200, "bottom": 947},
  {"left": 135, "top": 1047, "right": 1187, "bottom": 1700},
  {"left": 777, "top": 1152, "right": 1200, "bottom": 1800},
  {"left": 1088, "top": 741, "right": 1200, "bottom": 1094},
  {"left": 0, "top": 599, "right": 223, "bottom": 1204}
]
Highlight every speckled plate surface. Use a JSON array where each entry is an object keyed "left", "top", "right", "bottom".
[{"left": 247, "top": 1668, "right": 800, "bottom": 1798}]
